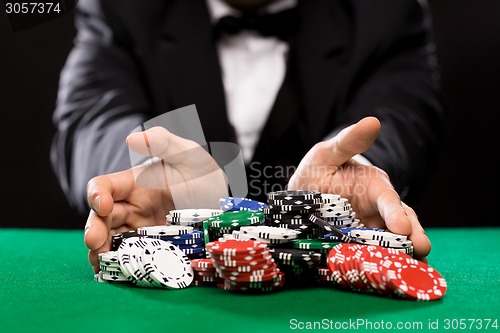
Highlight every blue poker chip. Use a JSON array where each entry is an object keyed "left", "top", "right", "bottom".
[
  {"left": 149, "top": 230, "right": 204, "bottom": 242},
  {"left": 321, "top": 227, "right": 385, "bottom": 241},
  {"left": 219, "top": 197, "right": 268, "bottom": 212},
  {"left": 162, "top": 238, "right": 204, "bottom": 245},
  {"left": 179, "top": 246, "right": 205, "bottom": 255}
]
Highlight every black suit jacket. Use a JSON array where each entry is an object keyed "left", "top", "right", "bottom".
[{"left": 51, "top": 0, "right": 445, "bottom": 214}]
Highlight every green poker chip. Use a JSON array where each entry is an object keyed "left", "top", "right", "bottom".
[{"left": 291, "top": 239, "right": 340, "bottom": 251}]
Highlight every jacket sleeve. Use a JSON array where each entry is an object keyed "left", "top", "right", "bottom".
[
  {"left": 51, "top": 0, "right": 151, "bottom": 214},
  {"left": 329, "top": 0, "right": 446, "bottom": 202}
]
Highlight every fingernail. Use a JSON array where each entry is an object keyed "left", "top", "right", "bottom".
[{"left": 93, "top": 196, "right": 101, "bottom": 214}]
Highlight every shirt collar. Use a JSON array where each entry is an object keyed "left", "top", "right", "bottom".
[{"left": 206, "top": 0, "right": 298, "bottom": 23}]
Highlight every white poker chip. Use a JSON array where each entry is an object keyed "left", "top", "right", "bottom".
[
  {"left": 98, "top": 251, "right": 119, "bottom": 263},
  {"left": 318, "top": 204, "right": 352, "bottom": 213},
  {"left": 321, "top": 198, "right": 349, "bottom": 208},
  {"left": 117, "top": 238, "right": 142, "bottom": 284},
  {"left": 127, "top": 238, "right": 157, "bottom": 287},
  {"left": 322, "top": 212, "right": 356, "bottom": 221},
  {"left": 100, "top": 271, "right": 129, "bottom": 282},
  {"left": 166, "top": 214, "right": 214, "bottom": 223},
  {"left": 349, "top": 230, "right": 408, "bottom": 242},
  {"left": 99, "top": 265, "right": 122, "bottom": 272},
  {"left": 353, "top": 238, "right": 413, "bottom": 248},
  {"left": 239, "top": 226, "right": 301, "bottom": 240},
  {"left": 321, "top": 193, "right": 341, "bottom": 203},
  {"left": 319, "top": 208, "right": 353, "bottom": 218},
  {"left": 137, "top": 225, "right": 194, "bottom": 236},
  {"left": 140, "top": 242, "right": 194, "bottom": 289},
  {"left": 168, "top": 209, "right": 223, "bottom": 219}
]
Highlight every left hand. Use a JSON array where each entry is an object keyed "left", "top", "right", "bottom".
[{"left": 288, "top": 117, "right": 431, "bottom": 260}]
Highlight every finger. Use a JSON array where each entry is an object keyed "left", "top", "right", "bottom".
[
  {"left": 402, "top": 202, "right": 432, "bottom": 259},
  {"left": 126, "top": 127, "right": 203, "bottom": 163},
  {"left": 87, "top": 170, "right": 136, "bottom": 216},
  {"left": 319, "top": 117, "right": 380, "bottom": 167},
  {"left": 88, "top": 236, "right": 112, "bottom": 274},
  {"left": 84, "top": 210, "right": 110, "bottom": 251},
  {"left": 367, "top": 177, "right": 412, "bottom": 236}
]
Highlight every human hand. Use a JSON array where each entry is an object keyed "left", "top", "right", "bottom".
[
  {"left": 288, "top": 117, "right": 431, "bottom": 261},
  {"left": 84, "top": 127, "right": 228, "bottom": 272}
]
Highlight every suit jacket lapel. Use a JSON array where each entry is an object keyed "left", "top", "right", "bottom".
[{"left": 157, "top": 0, "right": 234, "bottom": 143}]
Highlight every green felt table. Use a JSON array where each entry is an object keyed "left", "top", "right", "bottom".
[{"left": 1, "top": 228, "right": 499, "bottom": 333}]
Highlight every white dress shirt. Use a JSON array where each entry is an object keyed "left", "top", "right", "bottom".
[{"left": 206, "top": 0, "right": 296, "bottom": 163}]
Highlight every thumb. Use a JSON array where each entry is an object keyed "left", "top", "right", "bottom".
[{"left": 317, "top": 117, "right": 380, "bottom": 167}]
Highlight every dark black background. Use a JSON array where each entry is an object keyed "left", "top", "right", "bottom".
[{"left": 0, "top": 0, "right": 498, "bottom": 229}]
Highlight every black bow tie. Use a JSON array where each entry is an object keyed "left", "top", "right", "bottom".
[{"left": 213, "top": 7, "right": 298, "bottom": 41}]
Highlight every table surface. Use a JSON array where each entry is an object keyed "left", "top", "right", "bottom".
[{"left": 1, "top": 228, "right": 499, "bottom": 333}]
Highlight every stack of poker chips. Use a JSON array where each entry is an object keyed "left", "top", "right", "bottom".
[
  {"left": 190, "top": 259, "right": 224, "bottom": 286},
  {"left": 96, "top": 229, "right": 195, "bottom": 288},
  {"left": 167, "top": 209, "right": 223, "bottom": 231},
  {"left": 96, "top": 251, "right": 128, "bottom": 283},
  {"left": 317, "top": 243, "right": 447, "bottom": 300},
  {"left": 205, "top": 210, "right": 264, "bottom": 242},
  {"left": 264, "top": 190, "right": 322, "bottom": 239},
  {"left": 267, "top": 247, "right": 322, "bottom": 288},
  {"left": 206, "top": 239, "right": 284, "bottom": 293},
  {"left": 318, "top": 194, "right": 362, "bottom": 229},
  {"left": 348, "top": 229, "right": 414, "bottom": 256}
]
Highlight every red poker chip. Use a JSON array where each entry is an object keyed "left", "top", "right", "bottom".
[
  {"left": 212, "top": 256, "right": 274, "bottom": 268},
  {"left": 219, "top": 274, "right": 285, "bottom": 292},
  {"left": 383, "top": 256, "right": 447, "bottom": 301},
  {"left": 365, "top": 247, "right": 400, "bottom": 296},
  {"left": 355, "top": 245, "right": 386, "bottom": 293},
  {"left": 193, "top": 275, "right": 224, "bottom": 283},
  {"left": 209, "top": 249, "right": 271, "bottom": 261},
  {"left": 194, "top": 270, "right": 220, "bottom": 278},
  {"left": 225, "top": 269, "right": 281, "bottom": 282},
  {"left": 218, "top": 264, "right": 278, "bottom": 278},
  {"left": 214, "top": 260, "right": 275, "bottom": 273},
  {"left": 206, "top": 240, "right": 268, "bottom": 255},
  {"left": 316, "top": 267, "right": 332, "bottom": 276},
  {"left": 337, "top": 244, "right": 364, "bottom": 290},
  {"left": 190, "top": 259, "right": 214, "bottom": 270},
  {"left": 327, "top": 244, "right": 351, "bottom": 289},
  {"left": 225, "top": 271, "right": 285, "bottom": 286}
]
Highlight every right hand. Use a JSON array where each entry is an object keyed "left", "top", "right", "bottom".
[{"left": 84, "top": 127, "right": 228, "bottom": 272}]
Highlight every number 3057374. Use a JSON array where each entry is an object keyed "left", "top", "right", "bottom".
[{"left": 5, "top": 2, "right": 61, "bottom": 14}]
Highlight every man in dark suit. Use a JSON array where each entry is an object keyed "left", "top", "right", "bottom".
[{"left": 51, "top": 0, "right": 445, "bottom": 272}]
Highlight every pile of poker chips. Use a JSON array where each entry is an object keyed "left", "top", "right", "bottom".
[
  {"left": 318, "top": 243, "right": 447, "bottom": 300},
  {"left": 167, "top": 208, "right": 223, "bottom": 231},
  {"left": 96, "top": 191, "right": 446, "bottom": 300},
  {"left": 97, "top": 232, "right": 194, "bottom": 288},
  {"left": 206, "top": 239, "right": 284, "bottom": 292},
  {"left": 264, "top": 190, "right": 323, "bottom": 239}
]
